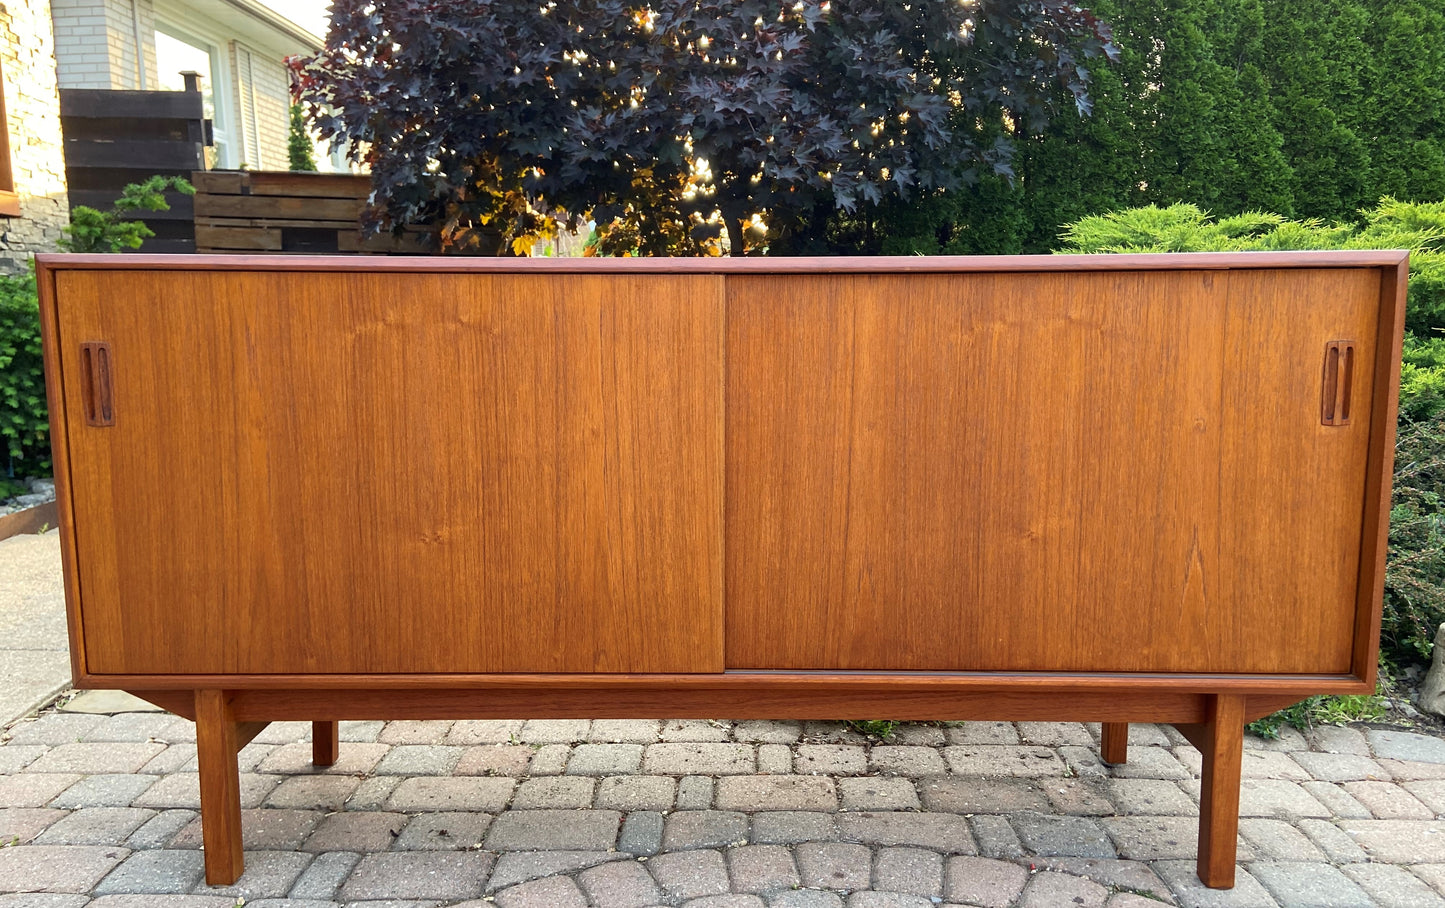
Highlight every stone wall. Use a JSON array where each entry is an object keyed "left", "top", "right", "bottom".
[
  {"left": 51, "top": 0, "right": 156, "bottom": 90},
  {"left": 0, "top": 0, "right": 69, "bottom": 273}
]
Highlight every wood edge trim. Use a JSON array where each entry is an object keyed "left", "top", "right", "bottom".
[
  {"left": 31, "top": 250, "right": 1414, "bottom": 275},
  {"left": 76, "top": 670, "right": 1374, "bottom": 695},
  {"left": 712, "top": 274, "right": 726, "bottom": 673},
  {"left": 36, "top": 262, "right": 87, "bottom": 684},
  {"left": 0, "top": 190, "right": 20, "bottom": 218},
  {"left": 1351, "top": 262, "right": 1409, "bottom": 686}
]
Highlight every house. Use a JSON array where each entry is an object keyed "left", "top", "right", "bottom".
[
  {"left": 0, "top": 0, "right": 69, "bottom": 272},
  {"left": 51, "top": 0, "right": 324, "bottom": 171}
]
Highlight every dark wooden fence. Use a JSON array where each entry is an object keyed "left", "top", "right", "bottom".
[{"left": 59, "top": 85, "right": 208, "bottom": 253}]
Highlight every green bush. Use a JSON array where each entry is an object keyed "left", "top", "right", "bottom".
[
  {"left": 59, "top": 176, "right": 195, "bottom": 254},
  {"left": 0, "top": 266, "right": 48, "bottom": 495}
]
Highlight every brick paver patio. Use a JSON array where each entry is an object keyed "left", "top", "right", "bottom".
[{"left": 4, "top": 710, "right": 1445, "bottom": 906}]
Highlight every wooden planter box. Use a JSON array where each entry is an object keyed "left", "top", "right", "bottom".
[{"left": 35, "top": 251, "right": 1407, "bottom": 888}]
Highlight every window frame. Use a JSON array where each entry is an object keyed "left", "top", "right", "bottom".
[{"left": 0, "top": 60, "right": 20, "bottom": 217}]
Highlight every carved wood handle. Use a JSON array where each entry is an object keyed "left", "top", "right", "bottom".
[
  {"left": 1321, "top": 340, "right": 1354, "bottom": 427},
  {"left": 80, "top": 342, "right": 114, "bottom": 427}
]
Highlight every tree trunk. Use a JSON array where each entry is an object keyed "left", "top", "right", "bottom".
[{"left": 725, "top": 215, "right": 746, "bottom": 257}]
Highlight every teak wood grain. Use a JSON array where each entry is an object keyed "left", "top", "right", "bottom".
[
  {"left": 54, "top": 270, "right": 724, "bottom": 675},
  {"left": 726, "top": 269, "right": 1377, "bottom": 673}
]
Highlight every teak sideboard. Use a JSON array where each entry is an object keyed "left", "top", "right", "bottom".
[{"left": 35, "top": 251, "right": 1408, "bottom": 888}]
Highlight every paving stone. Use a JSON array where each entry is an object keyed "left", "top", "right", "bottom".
[
  {"left": 758, "top": 744, "right": 793, "bottom": 774},
  {"left": 1108, "top": 723, "right": 1172, "bottom": 747},
  {"left": 1298, "top": 782, "right": 1371, "bottom": 819},
  {"left": 125, "top": 809, "right": 196, "bottom": 850},
  {"left": 0, "top": 844, "right": 129, "bottom": 892},
  {"left": 1033, "top": 857, "right": 1172, "bottom": 901},
  {"left": 796, "top": 745, "right": 868, "bottom": 776},
  {"left": 80, "top": 713, "right": 182, "bottom": 744},
  {"left": 35, "top": 807, "right": 154, "bottom": 845},
  {"left": 650, "top": 848, "right": 732, "bottom": 898},
  {"left": 567, "top": 743, "right": 644, "bottom": 775},
  {"left": 338, "top": 720, "right": 385, "bottom": 742},
  {"left": 454, "top": 745, "right": 534, "bottom": 777},
  {"left": 1107, "top": 746, "right": 1191, "bottom": 780},
  {"left": 385, "top": 777, "right": 515, "bottom": 812},
  {"left": 493, "top": 875, "right": 589, "bottom": 908},
  {"left": 1017, "top": 722, "right": 1094, "bottom": 746},
  {"left": 512, "top": 776, "right": 595, "bottom": 809},
  {"left": 258, "top": 742, "right": 390, "bottom": 775},
  {"left": 795, "top": 842, "right": 872, "bottom": 891},
  {"left": 946, "top": 722, "right": 1020, "bottom": 745},
  {"left": 340, "top": 852, "right": 493, "bottom": 900},
  {"left": 944, "top": 855, "right": 1028, "bottom": 907},
  {"left": 94, "top": 849, "right": 204, "bottom": 894},
  {"left": 969, "top": 814, "right": 1024, "bottom": 859},
  {"left": 520, "top": 719, "right": 591, "bottom": 743},
  {"left": 0, "top": 745, "right": 46, "bottom": 773},
  {"left": 170, "top": 808, "right": 322, "bottom": 850},
  {"left": 1239, "top": 751, "right": 1310, "bottom": 780},
  {"left": 920, "top": 778, "right": 1050, "bottom": 814},
  {"left": 242, "top": 900, "right": 338, "bottom": 908},
  {"left": 579, "top": 859, "right": 664, "bottom": 907},
  {"left": 140, "top": 744, "right": 198, "bottom": 775},
  {"left": 1341, "top": 863, "right": 1445, "bottom": 908},
  {"left": 0, "top": 807, "right": 65, "bottom": 844},
  {"left": 1012, "top": 812, "right": 1115, "bottom": 859},
  {"left": 662, "top": 720, "right": 733, "bottom": 742},
  {"left": 843, "top": 894, "right": 929, "bottom": 908},
  {"left": 0, "top": 896, "right": 90, "bottom": 908},
  {"left": 1343, "top": 779, "right": 1435, "bottom": 818},
  {"left": 303, "top": 812, "right": 408, "bottom": 852},
  {"left": 1018, "top": 871, "right": 1108, "bottom": 908},
  {"left": 726, "top": 844, "right": 800, "bottom": 893},
  {"left": 373, "top": 745, "right": 463, "bottom": 776},
  {"left": 1237, "top": 818, "right": 1325, "bottom": 861},
  {"left": 289, "top": 850, "right": 363, "bottom": 898},
  {"left": 1308, "top": 725, "right": 1370, "bottom": 755},
  {"left": 1370, "top": 729, "right": 1445, "bottom": 763},
  {"left": 1289, "top": 752, "right": 1390, "bottom": 782},
  {"left": 665, "top": 810, "right": 750, "bottom": 849},
  {"left": 1409, "top": 780, "right": 1445, "bottom": 816},
  {"left": 1152, "top": 861, "right": 1278, "bottom": 908},
  {"left": 837, "top": 777, "right": 919, "bottom": 811},
  {"left": 678, "top": 776, "right": 715, "bottom": 809},
  {"left": 1109, "top": 895, "right": 1170, "bottom": 908},
  {"left": 1043, "top": 779, "right": 1116, "bottom": 816},
  {"left": 646, "top": 743, "right": 756, "bottom": 775},
  {"left": 597, "top": 776, "right": 677, "bottom": 811},
  {"left": 235, "top": 743, "right": 279, "bottom": 772},
  {"left": 802, "top": 723, "right": 870, "bottom": 745},
  {"left": 88, "top": 898, "right": 239, "bottom": 907},
  {"left": 1191, "top": 779, "right": 1330, "bottom": 819},
  {"left": 252, "top": 721, "right": 312, "bottom": 744},
  {"left": 689, "top": 896, "right": 767, "bottom": 908},
  {"left": 131, "top": 772, "right": 278, "bottom": 809},
  {"left": 1243, "top": 726, "right": 1307, "bottom": 752},
  {"left": 1412, "top": 864, "right": 1445, "bottom": 896},
  {"left": 486, "top": 850, "right": 622, "bottom": 891},
  {"left": 890, "top": 725, "right": 948, "bottom": 746},
  {"left": 752, "top": 811, "right": 838, "bottom": 844},
  {"left": 529, "top": 744, "right": 571, "bottom": 775},
  {"left": 838, "top": 812, "right": 975, "bottom": 853},
  {"left": 346, "top": 776, "right": 401, "bottom": 811},
  {"left": 769, "top": 892, "right": 845, "bottom": 908},
  {"left": 266, "top": 775, "right": 362, "bottom": 810},
  {"left": 1059, "top": 745, "right": 1110, "bottom": 779},
  {"left": 1107, "top": 779, "right": 1198, "bottom": 815},
  {"left": 1102, "top": 816, "right": 1252, "bottom": 862},
  {"left": 6, "top": 713, "right": 108, "bottom": 745},
  {"left": 27, "top": 742, "right": 166, "bottom": 774},
  {"left": 619, "top": 810, "right": 665, "bottom": 855},
  {"left": 1340, "top": 818, "right": 1445, "bottom": 862},
  {"left": 1380, "top": 759, "right": 1445, "bottom": 781},
  {"left": 445, "top": 720, "right": 524, "bottom": 745},
  {"left": 48, "top": 773, "right": 157, "bottom": 809},
  {"left": 0, "top": 773, "right": 82, "bottom": 807},
  {"left": 868, "top": 746, "right": 946, "bottom": 777},
  {"left": 1250, "top": 862, "right": 1372, "bottom": 907},
  {"left": 734, "top": 721, "right": 803, "bottom": 744},
  {"left": 716, "top": 776, "right": 837, "bottom": 811},
  {"left": 378, "top": 720, "right": 453, "bottom": 745},
  {"left": 873, "top": 846, "right": 942, "bottom": 897},
  {"left": 485, "top": 808, "right": 621, "bottom": 850},
  {"left": 196, "top": 850, "right": 313, "bottom": 898},
  {"left": 589, "top": 719, "right": 662, "bottom": 743},
  {"left": 1295, "top": 818, "right": 1368, "bottom": 863},
  {"left": 943, "top": 746, "right": 1067, "bottom": 778},
  {"left": 392, "top": 812, "right": 493, "bottom": 850}
]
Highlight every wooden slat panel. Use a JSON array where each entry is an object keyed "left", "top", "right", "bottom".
[
  {"left": 726, "top": 270, "right": 1376, "bottom": 673},
  {"left": 196, "top": 195, "right": 364, "bottom": 221},
  {"left": 60, "top": 89, "right": 204, "bottom": 119},
  {"left": 64, "top": 139, "right": 204, "bottom": 170},
  {"left": 243, "top": 172, "right": 369, "bottom": 198},
  {"left": 58, "top": 270, "right": 724, "bottom": 675},
  {"left": 191, "top": 172, "right": 245, "bottom": 194},
  {"left": 194, "top": 225, "right": 281, "bottom": 251}
]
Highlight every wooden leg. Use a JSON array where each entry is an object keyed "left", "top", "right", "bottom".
[
  {"left": 313, "top": 720, "right": 340, "bottom": 767},
  {"left": 195, "top": 689, "right": 245, "bottom": 886},
  {"left": 1101, "top": 722, "right": 1129, "bottom": 765},
  {"left": 1196, "top": 694, "right": 1246, "bottom": 889}
]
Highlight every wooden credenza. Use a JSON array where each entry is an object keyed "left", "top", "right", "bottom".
[{"left": 36, "top": 251, "right": 1408, "bottom": 888}]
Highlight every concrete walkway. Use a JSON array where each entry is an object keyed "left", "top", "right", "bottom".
[
  {"left": 0, "top": 531, "right": 71, "bottom": 727},
  {"left": 4, "top": 533, "right": 1445, "bottom": 906}
]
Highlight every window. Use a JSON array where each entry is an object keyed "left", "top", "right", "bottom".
[
  {"left": 0, "top": 61, "right": 18, "bottom": 217},
  {"left": 154, "top": 25, "right": 233, "bottom": 168}
]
